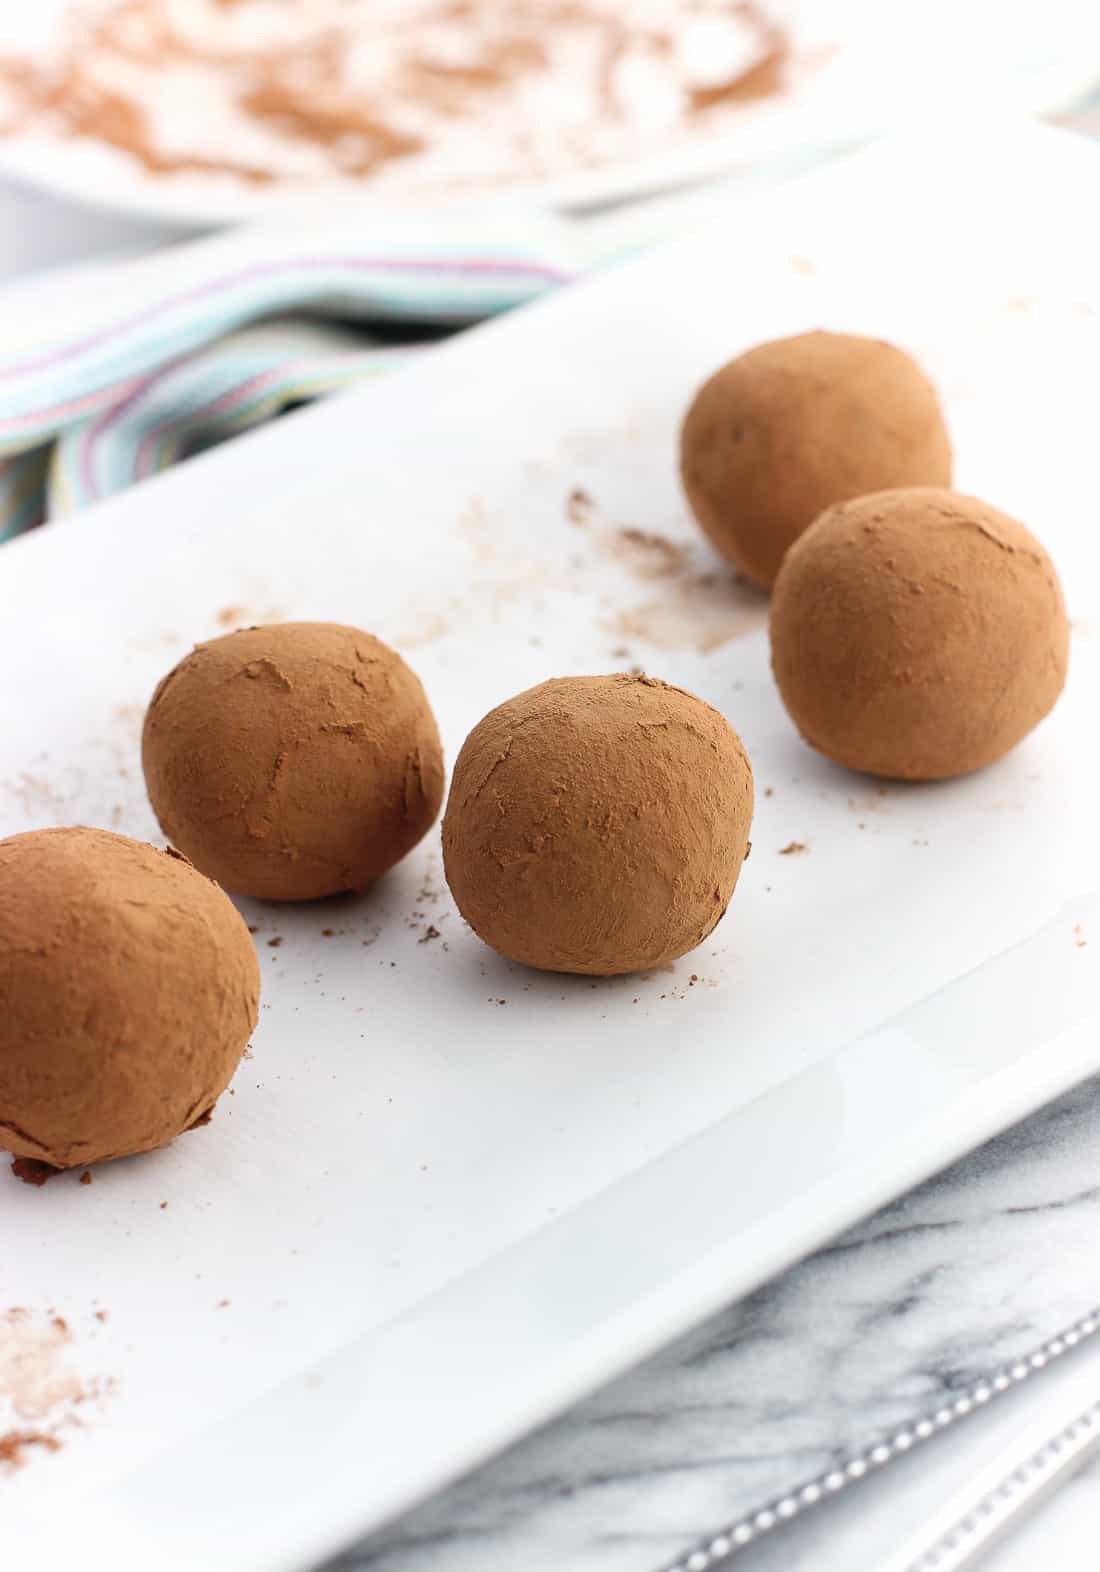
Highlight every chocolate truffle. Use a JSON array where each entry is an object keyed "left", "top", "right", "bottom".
[
  {"left": 143, "top": 622, "right": 444, "bottom": 901},
  {"left": 442, "top": 674, "right": 753, "bottom": 975},
  {"left": 770, "top": 488, "right": 1068, "bottom": 780},
  {"left": 680, "top": 330, "right": 952, "bottom": 587},
  {"left": 0, "top": 827, "right": 259, "bottom": 1170}
]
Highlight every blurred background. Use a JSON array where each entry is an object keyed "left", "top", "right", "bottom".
[
  {"left": 3, "top": 0, "right": 1100, "bottom": 261},
  {"left": 3, "top": 0, "right": 1100, "bottom": 543}
]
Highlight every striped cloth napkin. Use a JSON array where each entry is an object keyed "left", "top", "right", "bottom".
[
  {"left": 6, "top": 92, "right": 1100, "bottom": 547},
  {"left": 0, "top": 212, "right": 587, "bottom": 542},
  {"left": 0, "top": 140, "right": 846, "bottom": 545}
]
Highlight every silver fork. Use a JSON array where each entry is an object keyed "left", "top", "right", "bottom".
[
  {"left": 873, "top": 1382, "right": 1100, "bottom": 1572},
  {"left": 659, "top": 1306, "right": 1100, "bottom": 1572}
]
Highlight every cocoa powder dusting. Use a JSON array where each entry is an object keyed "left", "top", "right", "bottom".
[
  {"left": 0, "top": 2, "right": 793, "bottom": 196},
  {"left": 681, "top": 332, "right": 953, "bottom": 589},
  {"left": 688, "top": 4, "right": 786, "bottom": 109},
  {"left": 444, "top": 675, "right": 753, "bottom": 976},
  {"left": 613, "top": 571, "right": 765, "bottom": 653},
  {"left": 566, "top": 488, "right": 595, "bottom": 526},
  {"left": 1, "top": 1308, "right": 112, "bottom": 1470},
  {"left": 0, "top": 1429, "right": 61, "bottom": 1468},
  {"left": 0, "top": 828, "right": 259, "bottom": 1170},
  {"left": 604, "top": 527, "right": 692, "bottom": 580},
  {"left": 1, "top": 1308, "right": 80, "bottom": 1421},
  {"left": 143, "top": 624, "right": 443, "bottom": 901},
  {"left": 771, "top": 490, "right": 1069, "bottom": 780}
]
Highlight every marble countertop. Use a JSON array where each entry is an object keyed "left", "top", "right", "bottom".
[
  {"left": 4, "top": 173, "right": 1098, "bottom": 1572},
  {"left": 328, "top": 1071, "right": 1100, "bottom": 1572}
]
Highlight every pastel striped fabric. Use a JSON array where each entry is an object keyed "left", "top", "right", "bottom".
[
  {"left": 6, "top": 98, "right": 1100, "bottom": 546},
  {"left": 0, "top": 217, "right": 579, "bottom": 541}
]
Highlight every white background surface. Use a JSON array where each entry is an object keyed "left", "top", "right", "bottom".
[{"left": 3, "top": 130, "right": 1100, "bottom": 1571}]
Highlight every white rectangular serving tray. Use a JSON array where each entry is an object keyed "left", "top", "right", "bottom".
[{"left": 3, "top": 121, "right": 1100, "bottom": 1572}]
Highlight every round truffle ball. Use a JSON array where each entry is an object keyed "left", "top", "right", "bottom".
[
  {"left": 680, "top": 330, "right": 952, "bottom": 588},
  {"left": 442, "top": 674, "right": 753, "bottom": 975},
  {"left": 143, "top": 622, "right": 444, "bottom": 901},
  {"left": 0, "top": 827, "right": 259, "bottom": 1170},
  {"left": 770, "top": 488, "right": 1068, "bottom": 781}
]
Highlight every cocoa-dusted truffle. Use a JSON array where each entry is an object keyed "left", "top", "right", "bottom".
[
  {"left": 0, "top": 828, "right": 259, "bottom": 1170},
  {"left": 143, "top": 622, "right": 444, "bottom": 901},
  {"left": 442, "top": 674, "right": 753, "bottom": 975},
  {"left": 770, "top": 488, "right": 1068, "bottom": 780},
  {"left": 680, "top": 330, "right": 952, "bottom": 587}
]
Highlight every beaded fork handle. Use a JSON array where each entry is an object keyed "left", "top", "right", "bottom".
[{"left": 658, "top": 1305, "right": 1100, "bottom": 1572}]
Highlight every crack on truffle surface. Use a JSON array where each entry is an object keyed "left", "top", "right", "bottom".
[{"left": 240, "top": 657, "right": 292, "bottom": 690}]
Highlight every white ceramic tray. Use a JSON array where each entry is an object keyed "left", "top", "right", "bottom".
[
  {"left": 0, "top": 1, "right": 1098, "bottom": 225},
  {"left": 3, "top": 122, "right": 1100, "bottom": 1572}
]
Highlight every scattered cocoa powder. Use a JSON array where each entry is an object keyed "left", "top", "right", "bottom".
[
  {"left": 0, "top": 1429, "right": 61, "bottom": 1468},
  {"left": 1, "top": 1307, "right": 81, "bottom": 1421},
  {"left": 609, "top": 527, "right": 691, "bottom": 579},
  {"left": 779, "top": 841, "right": 807, "bottom": 855},
  {"left": 612, "top": 571, "right": 764, "bottom": 654},
  {"left": 688, "top": 9, "right": 787, "bottom": 108},
  {"left": 566, "top": 488, "right": 594, "bottom": 526},
  {"left": 11, "top": 1157, "right": 59, "bottom": 1187}
]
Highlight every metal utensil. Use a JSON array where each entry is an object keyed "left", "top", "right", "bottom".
[
  {"left": 658, "top": 1306, "right": 1100, "bottom": 1572},
  {"left": 874, "top": 1381, "right": 1100, "bottom": 1572}
]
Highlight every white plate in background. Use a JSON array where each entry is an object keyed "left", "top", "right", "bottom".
[
  {"left": 0, "top": 0, "right": 1098, "bottom": 226},
  {"left": 2, "top": 122, "right": 1100, "bottom": 1572}
]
